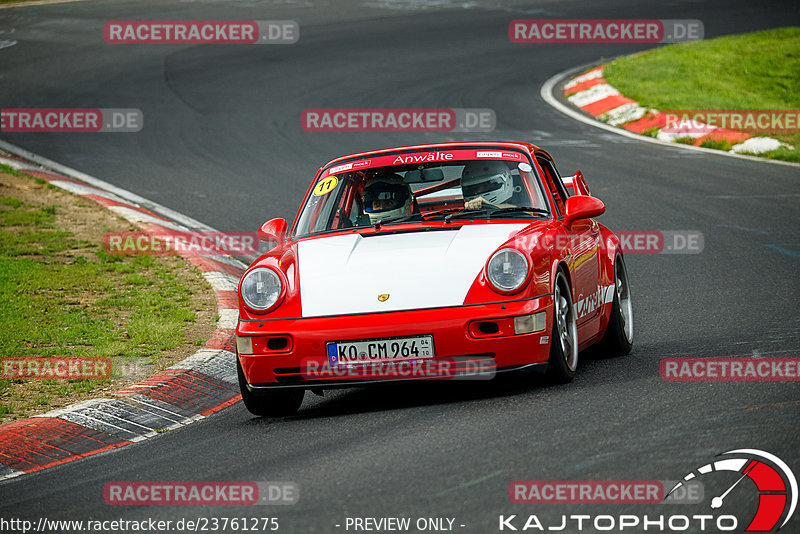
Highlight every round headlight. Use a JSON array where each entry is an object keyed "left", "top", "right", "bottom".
[
  {"left": 241, "top": 267, "right": 283, "bottom": 312},
  {"left": 487, "top": 248, "right": 529, "bottom": 293}
]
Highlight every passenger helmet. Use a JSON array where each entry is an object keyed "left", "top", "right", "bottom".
[{"left": 461, "top": 161, "right": 514, "bottom": 205}]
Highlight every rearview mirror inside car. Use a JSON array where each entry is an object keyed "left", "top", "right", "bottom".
[{"left": 404, "top": 168, "right": 445, "bottom": 183}]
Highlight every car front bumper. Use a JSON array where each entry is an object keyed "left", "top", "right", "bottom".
[{"left": 237, "top": 293, "right": 553, "bottom": 390}]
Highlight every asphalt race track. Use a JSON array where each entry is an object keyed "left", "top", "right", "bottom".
[{"left": 1, "top": 0, "right": 799, "bottom": 532}]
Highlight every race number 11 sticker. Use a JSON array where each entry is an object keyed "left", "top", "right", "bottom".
[{"left": 313, "top": 175, "right": 338, "bottom": 196}]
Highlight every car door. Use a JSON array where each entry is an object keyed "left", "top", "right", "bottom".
[{"left": 536, "top": 154, "right": 602, "bottom": 325}]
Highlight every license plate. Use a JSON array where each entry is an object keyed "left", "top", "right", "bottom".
[{"left": 326, "top": 335, "right": 434, "bottom": 366}]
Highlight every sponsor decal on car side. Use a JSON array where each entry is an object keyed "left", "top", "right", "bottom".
[{"left": 575, "top": 287, "right": 603, "bottom": 319}]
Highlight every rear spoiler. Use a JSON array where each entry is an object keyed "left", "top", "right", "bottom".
[{"left": 562, "top": 171, "right": 591, "bottom": 197}]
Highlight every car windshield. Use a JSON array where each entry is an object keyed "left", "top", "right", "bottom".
[{"left": 293, "top": 158, "right": 550, "bottom": 237}]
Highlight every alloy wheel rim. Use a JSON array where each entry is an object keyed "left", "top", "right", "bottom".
[
  {"left": 615, "top": 261, "right": 634, "bottom": 343},
  {"left": 554, "top": 280, "right": 578, "bottom": 371}
]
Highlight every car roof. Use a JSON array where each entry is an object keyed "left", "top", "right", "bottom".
[{"left": 319, "top": 141, "right": 549, "bottom": 171}]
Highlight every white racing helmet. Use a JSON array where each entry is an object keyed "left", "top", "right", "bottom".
[
  {"left": 461, "top": 161, "right": 514, "bottom": 205},
  {"left": 363, "top": 174, "right": 413, "bottom": 224}
]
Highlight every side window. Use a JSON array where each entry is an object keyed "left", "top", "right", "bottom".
[
  {"left": 537, "top": 157, "right": 568, "bottom": 218},
  {"left": 295, "top": 175, "right": 348, "bottom": 234},
  {"left": 349, "top": 193, "right": 371, "bottom": 227}
]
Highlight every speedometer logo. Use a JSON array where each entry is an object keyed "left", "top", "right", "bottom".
[{"left": 666, "top": 449, "right": 797, "bottom": 531}]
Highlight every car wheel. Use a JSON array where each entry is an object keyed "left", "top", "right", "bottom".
[
  {"left": 236, "top": 355, "right": 304, "bottom": 417},
  {"left": 599, "top": 255, "right": 634, "bottom": 356},
  {"left": 546, "top": 270, "right": 579, "bottom": 383}
]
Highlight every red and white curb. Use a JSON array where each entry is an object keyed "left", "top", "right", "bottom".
[
  {"left": 541, "top": 64, "right": 799, "bottom": 167},
  {"left": 563, "top": 66, "right": 795, "bottom": 152},
  {"left": 0, "top": 141, "right": 248, "bottom": 482}
]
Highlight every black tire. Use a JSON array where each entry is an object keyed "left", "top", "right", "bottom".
[
  {"left": 546, "top": 270, "right": 579, "bottom": 383},
  {"left": 236, "top": 355, "right": 304, "bottom": 417},
  {"left": 598, "top": 255, "right": 633, "bottom": 356}
]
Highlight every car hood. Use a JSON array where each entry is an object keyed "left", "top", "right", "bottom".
[{"left": 297, "top": 223, "right": 528, "bottom": 317}]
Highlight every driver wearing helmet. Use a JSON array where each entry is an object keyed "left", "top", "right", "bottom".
[
  {"left": 461, "top": 161, "right": 515, "bottom": 210},
  {"left": 362, "top": 173, "right": 413, "bottom": 224}
]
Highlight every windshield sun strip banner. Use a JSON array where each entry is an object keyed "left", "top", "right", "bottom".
[{"left": 319, "top": 149, "right": 528, "bottom": 179}]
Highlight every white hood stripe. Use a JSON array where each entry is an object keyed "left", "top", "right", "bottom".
[{"left": 298, "top": 224, "right": 526, "bottom": 318}]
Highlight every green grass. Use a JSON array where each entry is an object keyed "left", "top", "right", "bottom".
[
  {"left": 699, "top": 138, "right": 733, "bottom": 151},
  {"left": 603, "top": 27, "right": 800, "bottom": 160},
  {"left": 0, "top": 251, "right": 198, "bottom": 358},
  {"left": 0, "top": 170, "right": 207, "bottom": 419},
  {"left": 737, "top": 146, "right": 800, "bottom": 163},
  {"left": 0, "top": 197, "right": 23, "bottom": 209},
  {"left": 674, "top": 137, "right": 696, "bottom": 145}
]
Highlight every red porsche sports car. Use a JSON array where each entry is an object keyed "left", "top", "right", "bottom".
[{"left": 236, "top": 142, "right": 633, "bottom": 416}]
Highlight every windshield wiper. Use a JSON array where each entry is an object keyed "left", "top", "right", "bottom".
[
  {"left": 420, "top": 207, "right": 490, "bottom": 223},
  {"left": 372, "top": 213, "right": 422, "bottom": 229},
  {"left": 443, "top": 209, "right": 491, "bottom": 223},
  {"left": 488, "top": 206, "right": 550, "bottom": 218},
  {"left": 420, "top": 208, "right": 466, "bottom": 219}
]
